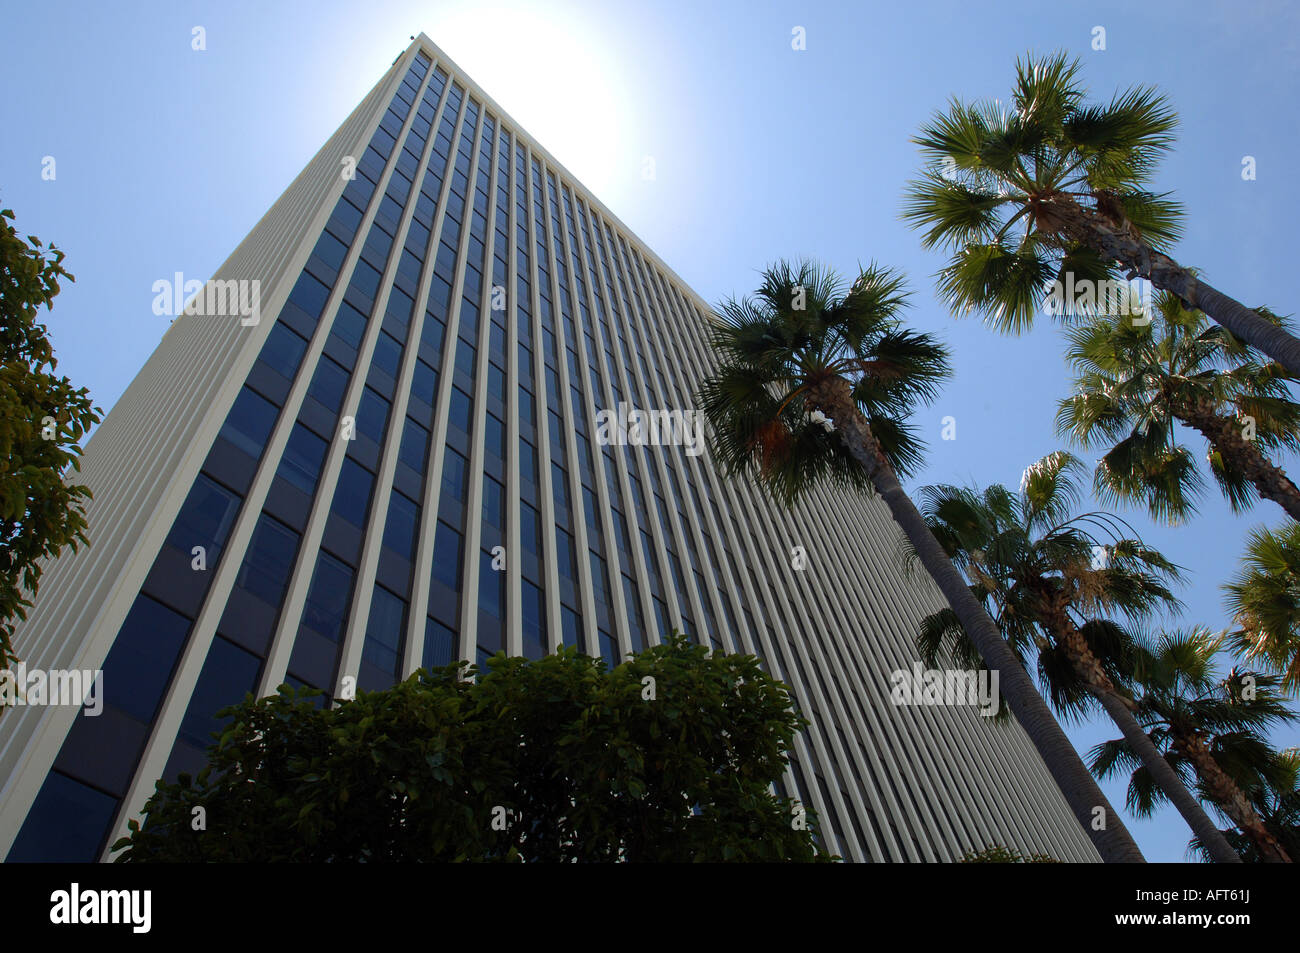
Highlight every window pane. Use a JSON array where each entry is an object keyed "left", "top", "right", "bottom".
[
  {"left": 259, "top": 324, "right": 308, "bottom": 379},
  {"left": 398, "top": 417, "right": 430, "bottom": 472},
  {"left": 382, "top": 491, "right": 420, "bottom": 560},
  {"left": 411, "top": 359, "right": 437, "bottom": 405},
  {"left": 423, "top": 616, "right": 455, "bottom": 669},
  {"left": 479, "top": 550, "right": 503, "bottom": 618},
  {"left": 219, "top": 387, "right": 278, "bottom": 459},
  {"left": 432, "top": 522, "right": 463, "bottom": 590},
  {"left": 166, "top": 474, "right": 240, "bottom": 566},
  {"left": 100, "top": 595, "right": 191, "bottom": 723},
  {"left": 288, "top": 272, "right": 331, "bottom": 320},
  {"left": 355, "top": 387, "right": 390, "bottom": 443},
  {"left": 300, "top": 553, "right": 355, "bottom": 643},
  {"left": 177, "top": 636, "right": 262, "bottom": 750},
  {"left": 482, "top": 476, "right": 504, "bottom": 529},
  {"left": 448, "top": 386, "right": 472, "bottom": 435},
  {"left": 522, "top": 580, "right": 545, "bottom": 659},
  {"left": 363, "top": 587, "right": 407, "bottom": 676},
  {"left": 332, "top": 458, "right": 375, "bottom": 527},
  {"left": 236, "top": 515, "right": 299, "bottom": 608},
  {"left": 277, "top": 424, "right": 328, "bottom": 494},
  {"left": 441, "top": 449, "right": 468, "bottom": 503},
  {"left": 372, "top": 331, "right": 402, "bottom": 378},
  {"left": 332, "top": 302, "right": 368, "bottom": 349}
]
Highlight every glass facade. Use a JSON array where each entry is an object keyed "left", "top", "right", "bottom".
[{"left": 3, "top": 38, "right": 1098, "bottom": 866}]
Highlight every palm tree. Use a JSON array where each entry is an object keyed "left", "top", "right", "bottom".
[
  {"left": 1190, "top": 749, "right": 1300, "bottom": 863},
  {"left": 699, "top": 258, "right": 1146, "bottom": 863},
  {"left": 1056, "top": 291, "right": 1300, "bottom": 523},
  {"left": 1225, "top": 522, "right": 1300, "bottom": 693},
  {"left": 915, "top": 451, "right": 1242, "bottom": 862},
  {"left": 1090, "top": 629, "right": 1295, "bottom": 862},
  {"left": 901, "top": 51, "right": 1300, "bottom": 376}
]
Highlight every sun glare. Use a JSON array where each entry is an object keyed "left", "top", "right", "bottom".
[{"left": 420, "top": 1, "right": 635, "bottom": 209}]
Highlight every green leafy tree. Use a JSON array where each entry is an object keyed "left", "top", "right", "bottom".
[
  {"left": 915, "top": 451, "right": 1241, "bottom": 862},
  {"left": 1189, "top": 748, "right": 1300, "bottom": 863},
  {"left": 1225, "top": 522, "right": 1300, "bottom": 693},
  {"left": 697, "top": 258, "right": 1144, "bottom": 862},
  {"left": 1057, "top": 291, "right": 1300, "bottom": 523},
  {"left": 0, "top": 207, "right": 100, "bottom": 671},
  {"left": 1090, "top": 629, "right": 1295, "bottom": 862},
  {"left": 112, "top": 636, "right": 831, "bottom": 862},
  {"left": 902, "top": 51, "right": 1300, "bottom": 375}
]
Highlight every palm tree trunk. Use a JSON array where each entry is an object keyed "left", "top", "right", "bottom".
[
  {"left": 1042, "top": 605, "right": 1244, "bottom": 863},
  {"left": 1045, "top": 197, "right": 1300, "bottom": 377},
  {"left": 1172, "top": 731, "right": 1292, "bottom": 863},
  {"left": 807, "top": 376, "right": 1146, "bottom": 863},
  {"left": 1175, "top": 397, "right": 1300, "bottom": 522}
]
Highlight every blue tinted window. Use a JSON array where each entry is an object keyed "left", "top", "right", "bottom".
[
  {"left": 589, "top": 552, "right": 612, "bottom": 607},
  {"left": 423, "top": 617, "right": 455, "bottom": 669},
  {"left": 363, "top": 587, "right": 406, "bottom": 676},
  {"left": 448, "top": 387, "right": 472, "bottom": 435},
  {"left": 332, "top": 458, "right": 375, "bottom": 527},
  {"left": 278, "top": 423, "right": 328, "bottom": 494},
  {"left": 167, "top": 474, "right": 240, "bottom": 566},
  {"left": 411, "top": 359, "right": 437, "bottom": 405},
  {"left": 351, "top": 260, "right": 382, "bottom": 301},
  {"left": 312, "top": 230, "right": 349, "bottom": 272},
  {"left": 219, "top": 387, "right": 279, "bottom": 459},
  {"left": 300, "top": 553, "right": 354, "bottom": 643},
  {"left": 479, "top": 550, "right": 504, "bottom": 618},
  {"left": 432, "top": 521, "right": 463, "bottom": 590},
  {"left": 398, "top": 417, "right": 429, "bottom": 472},
  {"left": 288, "top": 272, "right": 331, "bottom": 320},
  {"left": 599, "top": 629, "right": 618, "bottom": 669},
  {"left": 234, "top": 515, "right": 299, "bottom": 608},
  {"left": 330, "top": 196, "right": 364, "bottom": 239},
  {"left": 308, "top": 356, "right": 349, "bottom": 411},
  {"left": 332, "top": 302, "right": 368, "bottom": 350},
  {"left": 560, "top": 606, "right": 581, "bottom": 649},
  {"left": 382, "top": 492, "right": 420, "bottom": 560},
  {"left": 356, "top": 387, "right": 390, "bottom": 443},
  {"left": 520, "top": 441, "right": 538, "bottom": 485},
  {"left": 556, "top": 528, "right": 577, "bottom": 580},
  {"left": 177, "top": 636, "right": 262, "bottom": 750},
  {"left": 482, "top": 476, "right": 504, "bottom": 529},
  {"left": 259, "top": 323, "right": 308, "bottom": 380},
  {"left": 372, "top": 331, "right": 402, "bottom": 378},
  {"left": 488, "top": 362, "right": 505, "bottom": 401},
  {"left": 441, "top": 449, "right": 468, "bottom": 502},
  {"left": 521, "top": 502, "right": 541, "bottom": 556},
  {"left": 7, "top": 772, "right": 118, "bottom": 863},
  {"left": 485, "top": 414, "right": 505, "bottom": 461},
  {"left": 522, "top": 580, "right": 545, "bottom": 659},
  {"left": 100, "top": 594, "right": 191, "bottom": 723}
]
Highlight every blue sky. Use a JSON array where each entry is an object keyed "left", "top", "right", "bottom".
[{"left": 3, "top": 0, "right": 1297, "bottom": 861}]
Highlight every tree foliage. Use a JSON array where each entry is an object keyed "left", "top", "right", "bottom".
[
  {"left": 1057, "top": 291, "right": 1300, "bottom": 523},
  {"left": 916, "top": 450, "right": 1181, "bottom": 722},
  {"left": 112, "top": 636, "right": 831, "bottom": 862},
  {"left": 0, "top": 206, "right": 100, "bottom": 670},
  {"left": 1225, "top": 522, "right": 1300, "bottom": 695},
  {"left": 698, "top": 258, "right": 950, "bottom": 505}
]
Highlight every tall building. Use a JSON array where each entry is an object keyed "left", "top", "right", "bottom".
[{"left": 1, "top": 34, "right": 1097, "bottom": 862}]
